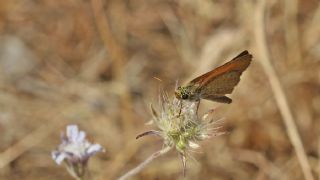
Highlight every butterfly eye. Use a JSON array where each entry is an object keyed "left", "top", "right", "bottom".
[{"left": 182, "top": 94, "right": 189, "bottom": 99}]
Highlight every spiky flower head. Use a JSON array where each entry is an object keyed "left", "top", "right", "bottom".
[{"left": 137, "top": 91, "right": 225, "bottom": 173}]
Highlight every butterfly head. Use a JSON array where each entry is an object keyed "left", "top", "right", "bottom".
[{"left": 175, "top": 86, "right": 190, "bottom": 100}]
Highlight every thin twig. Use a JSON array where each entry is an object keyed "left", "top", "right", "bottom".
[
  {"left": 118, "top": 146, "right": 172, "bottom": 180},
  {"left": 254, "top": 0, "right": 314, "bottom": 180},
  {"left": 90, "top": 0, "right": 127, "bottom": 77},
  {"left": 136, "top": 130, "right": 161, "bottom": 139},
  {"left": 90, "top": 0, "right": 135, "bottom": 149},
  {"left": 318, "top": 138, "right": 320, "bottom": 179},
  {"left": 284, "top": 0, "right": 301, "bottom": 65}
]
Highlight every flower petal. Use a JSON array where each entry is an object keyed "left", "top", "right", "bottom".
[
  {"left": 87, "top": 144, "right": 103, "bottom": 155},
  {"left": 188, "top": 141, "right": 200, "bottom": 149},
  {"left": 52, "top": 151, "right": 67, "bottom": 165},
  {"left": 51, "top": 151, "right": 58, "bottom": 159},
  {"left": 67, "top": 125, "right": 79, "bottom": 142},
  {"left": 76, "top": 131, "right": 86, "bottom": 142}
]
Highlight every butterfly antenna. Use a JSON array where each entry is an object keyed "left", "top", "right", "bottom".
[{"left": 153, "top": 76, "right": 163, "bottom": 82}]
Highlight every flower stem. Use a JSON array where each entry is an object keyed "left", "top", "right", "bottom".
[{"left": 118, "top": 146, "right": 172, "bottom": 180}]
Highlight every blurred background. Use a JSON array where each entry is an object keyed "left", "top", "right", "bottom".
[{"left": 0, "top": 0, "right": 319, "bottom": 179}]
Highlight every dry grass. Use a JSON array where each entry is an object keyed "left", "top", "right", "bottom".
[{"left": 0, "top": 0, "right": 319, "bottom": 179}]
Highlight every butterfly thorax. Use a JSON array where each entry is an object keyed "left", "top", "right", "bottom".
[{"left": 175, "top": 85, "right": 201, "bottom": 101}]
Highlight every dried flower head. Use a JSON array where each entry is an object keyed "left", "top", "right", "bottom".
[
  {"left": 52, "top": 125, "right": 104, "bottom": 179},
  {"left": 137, "top": 91, "right": 225, "bottom": 174}
]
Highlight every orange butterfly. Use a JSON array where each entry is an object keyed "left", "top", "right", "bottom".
[{"left": 175, "top": 50, "right": 252, "bottom": 103}]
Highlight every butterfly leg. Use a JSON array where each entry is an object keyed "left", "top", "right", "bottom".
[
  {"left": 196, "top": 100, "right": 200, "bottom": 113},
  {"left": 177, "top": 99, "right": 183, "bottom": 117}
]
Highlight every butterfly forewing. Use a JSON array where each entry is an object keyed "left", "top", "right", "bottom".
[
  {"left": 191, "top": 51, "right": 252, "bottom": 97},
  {"left": 200, "top": 71, "right": 241, "bottom": 96},
  {"left": 190, "top": 50, "right": 252, "bottom": 88}
]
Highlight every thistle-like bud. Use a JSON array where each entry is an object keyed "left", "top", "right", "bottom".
[{"left": 137, "top": 91, "right": 225, "bottom": 174}]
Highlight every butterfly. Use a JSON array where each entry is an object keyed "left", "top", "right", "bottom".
[{"left": 175, "top": 50, "right": 252, "bottom": 104}]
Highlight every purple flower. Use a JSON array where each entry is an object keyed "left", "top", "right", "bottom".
[{"left": 52, "top": 124, "right": 104, "bottom": 176}]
